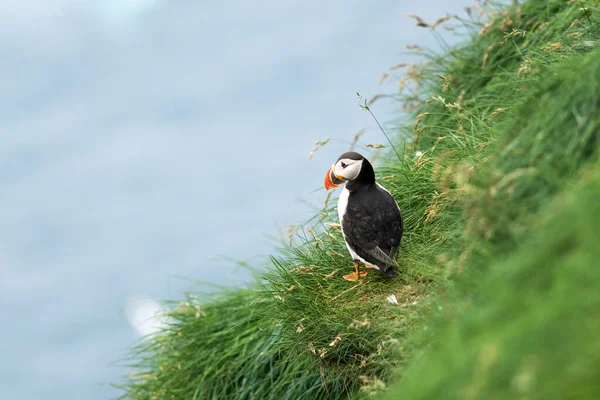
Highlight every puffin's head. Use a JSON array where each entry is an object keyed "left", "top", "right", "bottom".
[{"left": 324, "top": 152, "right": 366, "bottom": 190}]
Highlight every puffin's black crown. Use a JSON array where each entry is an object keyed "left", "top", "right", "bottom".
[{"left": 337, "top": 151, "right": 365, "bottom": 162}]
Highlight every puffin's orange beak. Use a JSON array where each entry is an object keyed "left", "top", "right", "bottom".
[{"left": 324, "top": 166, "right": 344, "bottom": 191}]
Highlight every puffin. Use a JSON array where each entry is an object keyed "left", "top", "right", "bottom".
[{"left": 324, "top": 152, "right": 403, "bottom": 281}]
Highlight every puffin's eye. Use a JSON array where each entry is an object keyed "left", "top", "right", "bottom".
[{"left": 340, "top": 162, "right": 347, "bottom": 169}]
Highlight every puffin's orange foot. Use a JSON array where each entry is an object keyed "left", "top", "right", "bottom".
[
  {"left": 364, "top": 264, "right": 375, "bottom": 269},
  {"left": 342, "top": 270, "right": 368, "bottom": 281},
  {"left": 343, "top": 262, "right": 367, "bottom": 281}
]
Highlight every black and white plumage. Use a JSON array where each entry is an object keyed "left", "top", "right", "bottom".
[{"left": 324, "top": 152, "right": 403, "bottom": 281}]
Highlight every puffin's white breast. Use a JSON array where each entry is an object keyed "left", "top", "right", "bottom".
[{"left": 337, "top": 186, "right": 350, "bottom": 224}]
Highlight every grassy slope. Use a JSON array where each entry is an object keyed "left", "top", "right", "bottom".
[{"left": 119, "top": 1, "right": 600, "bottom": 399}]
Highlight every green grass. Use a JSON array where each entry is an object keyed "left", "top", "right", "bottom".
[{"left": 117, "top": 1, "right": 600, "bottom": 399}]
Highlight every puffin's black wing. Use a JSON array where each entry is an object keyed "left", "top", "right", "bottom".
[{"left": 342, "top": 185, "right": 403, "bottom": 270}]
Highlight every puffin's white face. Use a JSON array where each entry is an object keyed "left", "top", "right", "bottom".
[
  {"left": 324, "top": 157, "right": 364, "bottom": 190},
  {"left": 333, "top": 158, "right": 363, "bottom": 180}
]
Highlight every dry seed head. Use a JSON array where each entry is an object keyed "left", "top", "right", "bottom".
[
  {"left": 369, "top": 151, "right": 380, "bottom": 164},
  {"left": 499, "top": 13, "right": 513, "bottom": 31},
  {"left": 308, "top": 137, "right": 330, "bottom": 159},
  {"left": 306, "top": 227, "right": 322, "bottom": 243},
  {"left": 541, "top": 43, "right": 563, "bottom": 52},
  {"left": 328, "top": 334, "right": 342, "bottom": 347},
  {"left": 398, "top": 61, "right": 427, "bottom": 91},
  {"left": 322, "top": 191, "right": 332, "bottom": 212},
  {"left": 403, "top": 100, "right": 421, "bottom": 113},
  {"left": 425, "top": 201, "right": 441, "bottom": 224},
  {"left": 367, "top": 94, "right": 385, "bottom": 105},
  {"left": 290, "top": 265, "right": 318, "bottom": 274},
  {"left": 349, "top": 319, "right": 371, "bottom": 329},
  {"left": 435, "top": 74, "right": 451, "bottom": 92},
  {"left": 249, "top": 298, "right": 264, "bottom": 306},
  {"left": 405, "top": 44, "right": 422, "bottom": 52},
  {"left": 567, "top": 32, "right": 583, "bottom": 38},
  {"left": 286, "top": 224, "right": 299, "bottom": 245},
  {"left": 569, "top": 18, "right": 580, "bottom": 29},
  {"left": 427, "top": 95, "right": 447, "bottom": 105},
  {"left": 349, "top": 128, "right": 365, "bottom": 151},
  {"left": 378, "top": 73, "right": 389, "bottom": 85},
  {"left": 390, "top": 62, "right": 408, "bottom": 70},
  {"left": 296, "top": 325, "right": 304, "bottom": 333},
  {"left": 414, "top": 112, "right": 429, "bottom": 131},
  {"left": 475, "top": 1, "right": 487, "bottom": 18},
  {"left": 366, "top": 143, "right": 385, "bottom": 148},
  {"left": 323, "top": 268, "right": 340, "bottom": 279},
  {"left": 430, "top": 15, "right": 451, "bottom": 30},
  {"left": 517, "top": 58, "right": 533, "bottom": 75},
  {"left": 482, "top": 43, "right": 495, "bottom": 70},
  {"left": 413, "top": 155, "right": 429, "bottom": 170},
  {"left": 398, "top": 77, "right": 407, "bottom": 95},
  {"left": 488, "top": 108, "right": 506, "bottom": 122},
  {"left": 478, "top": 20, "right": 494, "bottom": 36},
  {"left": 457, "top": 90, "right": 465, "bottom": 108},
  {"left": 500, "top": 29, "right": 525, "bottom": 45},
  {"left": 405, "top": 13, "right": 429, "bottom": 28},
  {"left": 353, "top": 128, "right": 365, "bottom": 141},
  {"left": 535, "top": 22, "right": 549, "bottom": 33},
  {"left": 413, "top": 128, "right": 423, "bottom": 148},
  {"left": 326, "top": 222, "right": 341, "bottom": 230}
]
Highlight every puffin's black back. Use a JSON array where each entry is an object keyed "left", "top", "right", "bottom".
[{"left": 342, "top": 183, "right": 403, "bottom": 275}]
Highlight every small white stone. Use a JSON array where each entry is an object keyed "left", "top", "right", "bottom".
[{"left": 386, "top": 294, "right": 399, "bottom": 305}]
